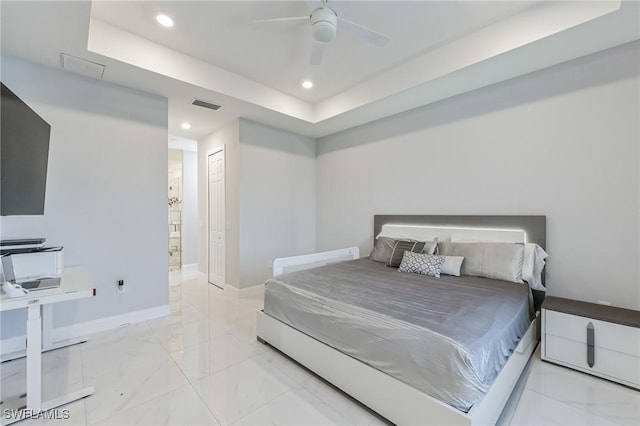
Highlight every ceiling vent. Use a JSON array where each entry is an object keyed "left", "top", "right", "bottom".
[
  {"left": 61, "top": 53, "right": 105, "bottom": 80},
  {"left": 191, "top": 99, "right": 222, "bottom": 111}
]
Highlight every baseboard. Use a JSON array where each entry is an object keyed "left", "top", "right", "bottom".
[
  {"left": 225, "top": 282, "right": 264, "bottom": 299},
  {"left": 181, "top": 263, "right": 198, "bottom": 271},
  {"left": 52, "top": 304, "right": 170, "bottom": 342},
  {"left": 0, "top": 304, "right": 170, "bottom": 356}
]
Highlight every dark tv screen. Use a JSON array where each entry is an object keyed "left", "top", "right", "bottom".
[{"left": 1, "top": 82, "right": 51, "bottom": 216}]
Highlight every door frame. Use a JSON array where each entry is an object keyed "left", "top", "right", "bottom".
[{"left": 207, "top": 147, "right": 226, "bottom": 288}]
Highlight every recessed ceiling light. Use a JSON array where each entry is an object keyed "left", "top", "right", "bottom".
[
  {"left": 302, "top": 80, "right": 314, "bottom": 89},
  {"left": 181, "top": 122, "right": 191, "bottom": 130},
  {"left": 156, "top": 14, "right": 174, "bottom": 28}
]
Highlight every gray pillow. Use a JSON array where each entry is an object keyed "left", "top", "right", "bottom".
[
  {"left": 437, "top": 242, "right": 524, "bottom": 283},
  {"left": 369, "top": 237, "right": 437, "bottom": 265},
  {"left": 386, "top": 240, "right": 426, "bottom": 268},
  {"left": 369, "top": 237, "right": 397, "bottom": 263}
]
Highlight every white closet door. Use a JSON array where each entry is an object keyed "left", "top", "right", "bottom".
[{"left": 208, "top": 149, "right": 225, "bottom": 288}]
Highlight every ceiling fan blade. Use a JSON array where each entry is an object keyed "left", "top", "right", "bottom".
[
  {"left": 337, "top": 17, "right": 390, "bottom": 47},
  {"left": 310, "top": 42, "right": 325, "bottom": 65},
  {"left": 252, "top": 16, "right": 309, "bottom": 25}
]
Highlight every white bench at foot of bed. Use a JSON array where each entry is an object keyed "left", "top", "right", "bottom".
[
  {"left": 272, "top": 246, "right": 360, "bottom": 276},
  {"left": 259, "top": 246, "right": 539, "bottom": 426}
]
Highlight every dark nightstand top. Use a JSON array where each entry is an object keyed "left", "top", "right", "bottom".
[{"left": 543, "top": 296, "right": 640, "bottom": 329}]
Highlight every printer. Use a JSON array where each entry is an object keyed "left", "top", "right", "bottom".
[{"left": 1, "top": 239, "right": 63, "bottom": 290}]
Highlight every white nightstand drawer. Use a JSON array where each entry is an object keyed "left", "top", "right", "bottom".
[
  {"left": 545, "top": 334, "right": 640, "bottom": 388},
  {"left": 542, "top": 297, "right": 640, "bottom": 389},
  {"left": 545, "top": 310, "right": 640, "bottom": 357}
]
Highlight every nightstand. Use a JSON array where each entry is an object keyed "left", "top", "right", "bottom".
[{"left": 541, "top": 296, "right": 640, "bottom": 389}]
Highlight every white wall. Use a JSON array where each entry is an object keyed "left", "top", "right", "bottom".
[
  {"left": 197, "top": 119, "right": 316, "bottom": 289},
  {"left": 0, "top": 56, "right": 169, "bottom": 339},
  {"left": 182, "top": 150, "right": 198, "bottom": 266},
  {"left": 238, "top": 119, "right": 316, "bottom": 288},
  {"left": 198, "top": 119, "right": 240, "bottom": 286},
  {"left": 316, "top": 42, "right": 640, "bottom": 310}
]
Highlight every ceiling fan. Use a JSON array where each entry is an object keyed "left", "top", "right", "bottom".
[{"left": 253, "top": 0, "right": 390, "bottom": 65}]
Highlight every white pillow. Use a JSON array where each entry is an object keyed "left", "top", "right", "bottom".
[
  {"left": 522, "top": 243, "right": 548, "bottom": 291},
  {"left": 440, "top": 256, "right": 464, "bottom": 276}
]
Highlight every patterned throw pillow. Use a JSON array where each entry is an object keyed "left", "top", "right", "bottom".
[
  {"left": 398, "top": 252, "right": 445, "bottom": 278},
  {"left": 386, "top": 240, "right": 426, "bottom": 268}
]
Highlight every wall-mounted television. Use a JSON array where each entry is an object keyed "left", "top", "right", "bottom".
[{"left": 1, "top": 82, "right": 51, "bottom": 216}]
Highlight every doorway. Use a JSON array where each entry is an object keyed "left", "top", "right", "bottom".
[
  {"left": 207, "top": 148, "right": 225, "bottom": 288},
  {"left": 168, "top": 149, "right": 183, "bottom": 271}
]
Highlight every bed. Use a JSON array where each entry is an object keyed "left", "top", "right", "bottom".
[{"left": 256, "top": 215, "right": 546, "bottom": 425}]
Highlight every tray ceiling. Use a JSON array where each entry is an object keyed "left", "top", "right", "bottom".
[{"left": 1, "top": 1, "right": 638, "bottom": 139}]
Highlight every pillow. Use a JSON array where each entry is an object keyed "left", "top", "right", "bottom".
[
  {"left": 370, "top": 237, "right": 436, "bottom": 264},
  {"left": 369, "top": 237, "right": 397, "bottom": 263},
  {"left": 522, "top": 243, "right": 548, "bottom": 291},
  {"left": 398, "top": 252, "right": 444, "bottom": 277},
  {"left": 387, "top": 240, "right": 426, "bottom": 267},
  {"left": 438, "top": 242, "right": 524, "bottom": 283},
  {"left": 440, "top": 256, "right": 464, "bottom": 276},
  {"left": 421, "top": 241, "right": 438, "bottom": 255}
]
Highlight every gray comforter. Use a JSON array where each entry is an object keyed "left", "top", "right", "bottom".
[{"left": 263, "top": 258, "right": 533, "bottom": 412}]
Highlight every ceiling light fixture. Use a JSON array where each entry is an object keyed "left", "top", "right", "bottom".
[
  {"left": 181, "top": 122, "right": 191, "bottom": 130},
  {"left": 156, "top": 14, "right": 174, "bottom": 28},
  {"left": 302, "top": 80, "right": 314, "bottom": 89}
]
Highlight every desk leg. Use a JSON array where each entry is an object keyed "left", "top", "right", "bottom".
[
  {"left": 41, "top": 304, "right": 54, "bottom": 350},
  {"left": 40, "top": 305, "right": 87, "bottom": 352},
  {"left": 26, "top": 304, "right": 42, "bottom": 410},
  {"left": 2, "top": 304, "right": 93, "bottom": 426},
  {"left": 1, "top": 305, "right": 87, "bottom": 363}
]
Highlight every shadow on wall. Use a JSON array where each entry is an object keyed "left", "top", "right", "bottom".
[
  {"left": 319, "top": 41, "right": 640, "bottom": 153},
  {"left": 239, "top": 119, "right": 316, "bottom": 158}
]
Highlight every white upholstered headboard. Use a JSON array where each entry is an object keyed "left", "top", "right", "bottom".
[{"left": 378, "top": 224, "right": 527, "bottom": 244}]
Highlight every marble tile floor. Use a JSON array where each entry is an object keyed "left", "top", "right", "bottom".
[{"left": 1, "top": 270, "right": 638, "bottom": 426}]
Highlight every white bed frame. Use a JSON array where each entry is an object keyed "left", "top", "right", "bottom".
[{"left": 258, "top": 227, "right": 540, "bottom": 425}]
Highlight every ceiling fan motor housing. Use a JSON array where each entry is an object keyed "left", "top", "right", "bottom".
[{"left": 311, "top": 8, "right": 337, "bottom": 43}]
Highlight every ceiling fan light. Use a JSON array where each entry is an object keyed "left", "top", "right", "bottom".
[
  {"left": 313, "top": 21, "right": 336, "bottom": 43},
  {"left": 311, "top": 7, "right": 337, "bottom": 43}
]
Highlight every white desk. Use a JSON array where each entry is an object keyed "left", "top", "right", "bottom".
[{"left": 0, "top": 267, "right": 95, "bottom": 425}]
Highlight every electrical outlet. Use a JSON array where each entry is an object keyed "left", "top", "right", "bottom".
[{"left": 117, "top": 279, "right": 125, "bottom": 294}]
